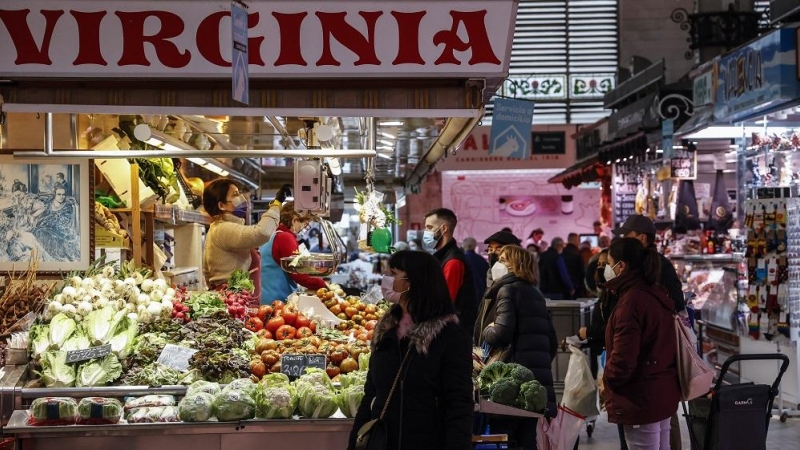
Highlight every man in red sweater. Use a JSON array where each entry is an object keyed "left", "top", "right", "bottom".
[{"left": 423, "top": 208, "right": 478, "bottom": 336}]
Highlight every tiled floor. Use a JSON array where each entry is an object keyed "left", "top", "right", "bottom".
[{"left": 578, "top": 409, "right": 800, "bottom": 450}]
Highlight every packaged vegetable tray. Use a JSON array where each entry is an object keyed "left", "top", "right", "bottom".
[
  {"left": 123, "top": 395, "right": 176, "bottom": 411},
  {"left": 126, "top": 406, "right": 180, "bottom": 423},
  {"left": 77, "top": 398, "right": 123, "bottom": 425},
  {"left": 29, "top": 397, "right": 78, "bottom": 426}
]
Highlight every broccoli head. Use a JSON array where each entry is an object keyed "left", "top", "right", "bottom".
[
  {"left": 507, "top": 363, "right": 535, "bottom": 384},
  {"left": 478, "top": 361, "right": 514, "bottom": 395},
  {"left": 517, "top": 380, "right": 548, "bottom": 413},
  {"left": 489, "top": 378, "right": 521, "bottom": 406}
]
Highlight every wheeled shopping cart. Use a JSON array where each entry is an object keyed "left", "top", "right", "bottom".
[{"left": 682, "top": 354, "right": 790, "bottom": 450}]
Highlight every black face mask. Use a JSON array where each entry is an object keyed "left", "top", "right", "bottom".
[{"left": 488, "top": 253, "right": 499, "bottom": 267}]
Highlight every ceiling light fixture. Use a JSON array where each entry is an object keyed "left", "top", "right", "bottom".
[
  {"left": 187, "top": 157, "right": 229, "bottom": 177},
  {"left": 376, "top": 152, "right": 393, "bottom": 160},
  {"left": 379, "top": 120, "right": 404, "bottom": 126},
  {"left": 379, "top": 132, "right": 396, "bottom": 139},
  {"left": 325, "top": 157, "right": 342, "bottom": 176},
  {"left": 379, "top": 140, "right": 394, "bottom": 147}
]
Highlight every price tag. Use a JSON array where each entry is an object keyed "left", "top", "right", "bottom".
[
  {"left": 157, "top": 344, "right": 198, "bottom": 372},
  {"left": 65, "top": 344, "right": 112, "bottom": 364},
  {"left": 280, "top": 354, "right": 327, "bottom": 378}
]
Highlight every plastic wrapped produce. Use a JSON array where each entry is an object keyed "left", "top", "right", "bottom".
[
  {"left": 124, "top": 395, "right": 176, "bottom": 411},
  {"left": 177, "top": 392, "right": 215, "bottom": 422},
  {"left": 77, "top": 397, "right": 123, "bottom": 425},
  {"left": 222, "top": 378, "right": 256, "bottom": 396},
  {"left": 29, "top": 397, "right": 78, "bottom": 426},
  {"left": 186, "top": 380, "right": 221, "bottom": 397},
  {"left": 126, "top": 406, "right": 180, "bottom": 423},
  {"left": 212, "top": 389, "right": 255, "bottom": 421}
]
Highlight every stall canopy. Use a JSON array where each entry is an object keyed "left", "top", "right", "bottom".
[
  {"left": 0, "top": 0, "right": 519, "bottom": 192},
  {"left": 548, "top": 118, "right": 607, "bottom": 187}
]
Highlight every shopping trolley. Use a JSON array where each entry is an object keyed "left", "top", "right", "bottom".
[{"left": 682, "top": 353, "right": 790, "bottom": 450}]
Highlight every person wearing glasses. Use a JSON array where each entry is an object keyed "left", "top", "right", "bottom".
[
  {"left": 203, "top": 179, "right": 290, "bottom": 296},
  {"left": 260, "top": 201, "right": 328, "bottom": 304}
]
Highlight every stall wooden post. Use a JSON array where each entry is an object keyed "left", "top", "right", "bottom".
[{"left": 130, "top": 164, "right": 142, "bottom": 266}]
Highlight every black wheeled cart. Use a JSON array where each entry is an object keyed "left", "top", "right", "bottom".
[{"left": 682, "top": 354, "right": 791, "bottom": 450}]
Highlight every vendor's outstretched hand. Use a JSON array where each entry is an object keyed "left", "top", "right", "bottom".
[{"left": 275, "top": 184, "right": 292, "bottom": 203}]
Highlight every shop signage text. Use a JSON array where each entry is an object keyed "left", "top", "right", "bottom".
[
  {"left": 0, "top": 1, "right": 516, "bottom": 78},
  {"left": 714, "top": 28, "right": 800, "bottom": 123},
  {"left": 693, "top": 70, "right": 714, "bottom": 106}
]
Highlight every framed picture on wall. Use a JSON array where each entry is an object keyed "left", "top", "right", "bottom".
[{"left": 0, "top": 157, "right": 92, "bottom": 273}]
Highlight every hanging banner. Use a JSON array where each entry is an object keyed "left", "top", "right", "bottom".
[
  {"left": 231, "top": 1, "right": 249, "bottom": 104},
  {"left": 488, "top": 98, "right": 535, "bottom": 159}
]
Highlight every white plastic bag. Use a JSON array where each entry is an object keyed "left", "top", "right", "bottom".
[{"left": 561, "top": 345, "right": 600, "bottom": 418}]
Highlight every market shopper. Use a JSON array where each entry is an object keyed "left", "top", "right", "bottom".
[
  {"left": 259, "top": 201, "right": 328, "bottom": 304},
  {"left": 423, "top": 208, "right": 478, "bottom": 336},
  {"left": 483, "top": 230, "right": 522, "bottom": 289},
  {"left": 462, "top": 237, "right": 489, "bottom": 301},
  {"left": 349, "top": 250, "right": 474, "bottom": 450},
  {"left": 603, "top": 238, "right": 680, "bottom": 450},
  {"left": 476, "top": 245, "right": 557, "bottom": 449},
  {"left": 539, "top": 237, "right": 575, "bottom": 299},
  {"left": 202, "top": 180, "right": 290, "bottom": 296}
]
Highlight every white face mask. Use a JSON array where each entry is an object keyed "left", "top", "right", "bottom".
[
  {"left": 604, "top": 262, "right": 620, "bottom": 281},
  {"left": 381, "top": 275, "right": 408, "bottom": 304},
  {"left": 491, "top": 262, "right": 509, "bottom": 280}
]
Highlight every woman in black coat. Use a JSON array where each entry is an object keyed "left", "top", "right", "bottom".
[
  {"left": 476, "top": 245, "right": 558, "bottom": 449},
  {"left": 348, "top": 250, "right": 474, "bottom": 450}
]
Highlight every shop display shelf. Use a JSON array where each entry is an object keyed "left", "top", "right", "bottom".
[
  {"left": 475, "top": 398, "right": 543, "bottom": 419},
  {"left": 667, "top": 253, "right": 744, "bottom": 263}
]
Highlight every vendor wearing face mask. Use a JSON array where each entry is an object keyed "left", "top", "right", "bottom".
[
  {"left": 203, "top": 180, "right": 291, "bottom": 298},
  {"left": 423, "top": 208, "right": 478, "bottom": 337},
  {"left": 260, "top": 201, "right": 328, "bottom": 304}
]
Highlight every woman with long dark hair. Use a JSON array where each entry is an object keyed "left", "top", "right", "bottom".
[
  {"left": 603, "top": 238, "right": 680, "bottom": 450},
  {"left": 348, "top": 250, "right": 474, "bottom": 450}
]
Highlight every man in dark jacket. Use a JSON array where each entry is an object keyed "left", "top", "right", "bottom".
[
  {"left": 564, "top": 233, "right": 587, "bottom": 297},
  {"left": 612, "top": 214, "right": 685, "bottom": 450},
  {"left": 462, "top": 237, "right": 489, "bottom": 300},
  {"left": 538, "top": 237, "right": 574, "bottom": 299},
  {"left": 424, "top": 208, "right": 478, "bottom": 336}
]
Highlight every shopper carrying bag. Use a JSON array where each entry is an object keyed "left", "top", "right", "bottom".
[
  {"left": 674, "top": 312, "right": 714, "bottom": 401},
  {"left": 355, "top": 348, "right": 412, "bottom": 450},
  {"left": 562, "top": 344, "right": 600, "bottom": 418}
]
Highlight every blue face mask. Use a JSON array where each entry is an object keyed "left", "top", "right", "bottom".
[
  {"left": 422, "top": 227, "right": 441, "bottom": 253},
  {"left": 233, "top": 204, "right": 248, "bottom": 219}
]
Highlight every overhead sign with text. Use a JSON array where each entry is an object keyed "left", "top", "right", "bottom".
[
  {"left": 489, "top": 98, "right": 535, "bottom": 159},
  {"left": 439, "top": 125, "right": 575, "bottom": 171},
  {"left": 0, "top": 0, "right": 517, "bottom": 79}
]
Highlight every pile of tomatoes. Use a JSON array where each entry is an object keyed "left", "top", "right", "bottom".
[{"left": 244, "top": 300, "right": 316, "bottom": 341}]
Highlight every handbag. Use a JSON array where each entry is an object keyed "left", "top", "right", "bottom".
[
  {"left": 355, "top": 347, "right": 413, "bottom": 450},
  {"left": 674, "top": 314, "right": 714, "bottom": 401}
]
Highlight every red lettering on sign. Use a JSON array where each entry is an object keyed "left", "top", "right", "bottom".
[
  {"left": 0, "top": 9, "right": 63, "bottom": 65},
  {"left": 482, "top": 134, "right": 489, "bottom": 150},
  {"left": 71, "top": 11, "right": 107, "bottom": 65},
  {"left": 316, "top": 11, "right": 382, "bottom": 66},
  {"left": 196, "top": 11, "right": 228, "bottom": 66},
  {"left": 247, "top": 13, "right": 266, "bottom": 66},
  {"left": 433, "top": 10, "right": 500, "bottom": 65},
  {"left": 391, "top": 11, "right": 425, "bottom": 65},
  {"left": 273, "top": 12, "right": 308, "bottom": 66},
  {"left": 463, "top": 135, "right": 477, "bottom": 150},
  {"left": 116, "top": 11, "right": 190, "bottom": 68}
]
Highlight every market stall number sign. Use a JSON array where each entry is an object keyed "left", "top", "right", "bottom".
[
  {"left": 66, "top": 344, "right": 112, "bottom": 364},
  {"left": 281, "top": 354, "right": 326, "bottom": 378},
  {"left": 671, "top": 155, "right": 697, "bottom": 180},
  {"left": 157, "top": 344, "right": 199, "bottom": 372}
]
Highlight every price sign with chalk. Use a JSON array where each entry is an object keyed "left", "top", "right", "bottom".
[
  {"left": 66, "top": 344, "right": 112, "bottom": 364},
  {"left": 281, "top": 354, "right": 327, "bottom": 378},
  {"left": 157, "top": 344, "right": 198, "bottom": 372}
]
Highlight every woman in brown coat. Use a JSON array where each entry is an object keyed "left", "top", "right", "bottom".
[{"left": 602, "top": 238, "right": 680, "bottom": 450}]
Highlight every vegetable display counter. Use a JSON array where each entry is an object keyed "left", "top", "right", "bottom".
[{"left": 3, "top": 410, "right": 352, "bottom": 450}]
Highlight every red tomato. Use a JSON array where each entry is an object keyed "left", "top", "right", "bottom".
[
  {"left": 364, "top": 320, "right": 377, "bottom": 331},
  {"left": 257, "top": 305, "right": 273, "bottom": 322},
  {"left": 265, "top": 316, "right": 285, "bottom": 334},
  {"left": 275, "top": 325, "right": 297, "bottom": 341},
  {"left": 294, "top": 315, "right": 311, "bottom": 329},
  {"left": 281, "top": 305, "right": 298, "bottom": 326},
  {"left": 245, "top": 317, "right": 264, "bottom": 332},
  {"left": 295, "top": 326, "right": 314, "bottom": 339},
  {"left": 271, "top": 300, "right": 285, "bottom": 311},
  {"left": 309, "top": 320, "right": 318, "bottom": 333}
]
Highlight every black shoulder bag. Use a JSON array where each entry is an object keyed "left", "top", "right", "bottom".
[{"left": 355, "top": 347, "right": 413, "bottom": 450}]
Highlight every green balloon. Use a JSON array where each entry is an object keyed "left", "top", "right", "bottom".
[{"left": 370, "top": 228, "right": 393, "bottom": 253}]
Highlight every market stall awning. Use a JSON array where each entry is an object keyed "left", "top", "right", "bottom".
[
  {"left": 597, "top": 131, "right": 647, "bottom": 164},
  {"left": 675, "top": 106, "right": 716, "bottom": 138},
  {"left": 547, "top": 156, "right": 607, "bottom": 189}
]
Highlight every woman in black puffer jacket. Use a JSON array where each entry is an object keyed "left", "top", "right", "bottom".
[{"left": 475, "top": 245, "right": 558, "bottom": 449}]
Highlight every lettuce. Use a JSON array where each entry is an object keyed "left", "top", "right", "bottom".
[
  {"left": 62, "top": 328, "right": 90, "bottom": 353},
  {"left": 84, "top": 307, "right": 125, "bottom": 345},
  {"left": 76, "top": 354, "right": 123, "bottom": 387},
  {"left": 178, "top": 392, "right": 215, "bottom": 422},
  {"left": 29, "top": 324, "right": 50, "bottom": 358},
  {"left": 109, "top": 316, "right": 138, "bottom": 359},
  {"left": 40, "top": 351, "right": 76, "bottom": 387},
  {"left": 212, "top": 389, "right": 255, "bottom": 421},
  {"left": 48, "top": 314, "right": 77, "bottom": 349},
  {"left": 339, "top": 371, "right": 367, "bottom": 390}
]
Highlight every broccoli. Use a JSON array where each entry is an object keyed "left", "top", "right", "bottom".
[
  {"left": 517, "top": 380, "right": 548, "bottom": 413},
  {"left": 507, "top": 364, "right": 535, "bottom": 384},
  {"left": 478, "top": 361, "right": 514, "bottom": 395},
  {"left": 489, "top": 378, "right": 521, "bottom": 406}
]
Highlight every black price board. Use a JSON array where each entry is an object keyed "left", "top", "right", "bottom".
[
  {"left": 157, "top": 344, "right": 198, "bottom": 372},
  {"left": 66, "top": 344, "right": 112, "bottom": 364},
  {"left": 670, "top": 154, "right": 697, "bottom": 180},
  {"left": 532, "top": 132, "right": 566, "bottom": 155},
  {"left": 281, "top": 354, "right": 327, "bottom": 378}
]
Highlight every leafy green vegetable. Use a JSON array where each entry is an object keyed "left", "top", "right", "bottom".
[
  {"left": 40, "top": 351, "right": 76, "bottom": 387},
  {"left": 339, "top": 371, "right": 367, "bottom": 390},
  {"left": 228, "top": 269, "right": 255, "bottom": 293},
  {"left": 178, "top": 392, "right": 215, "bottom": 422},
  {"left": 109, "top": 316, "right": 138, "bottom": 359},
  {"left": 77, "top": 398, "right": 123, "bottom": 424},
  {"left": 259, "top": 373, "right": 291, "bottom": 389},
  {"left": 478, "top": 361, "right": 513, "bottom": 395},
  {"left": 517, "top": 380, "right": 548, "bottom": 413},
  {"left": 212, "top": 389, "right": 256, "bottom": 421},
  {"left": 296, "top": 383, "right": 338, "bottom": 419},
  {"left": 223, "top": 378, "right": 257, "bottom": 396},
  {"left": 84, "top": 307, "right": 125, "bottom": 345},
  {"left": 48, "top": 314, "right": 77, "bottom": 349},
  {"left": 29, "top": 324, "right": 50, "bottom": 358},
  {"left": 76, "top": 354, "right": 123, "bottom": 387},
  {"left": 254, "top": 385, "right": 296, "bottom": 419},
  {"left": 186, "top": 380, "right": 221, "bottom": 396},
  {"left": 335, "top": 385, "right": 365, "bottom": 418},
  {"left": 358, "top": 352, "right": 370, "bottom": 372},
  {"left": 61, "top": 328, "right": 90, "bottom": 353},
  {"left": 187, "top": 292, "right": 226, "bottom": 317},
  {"left": 30, "top": 397, "right": 78, "bottom": 424}
]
